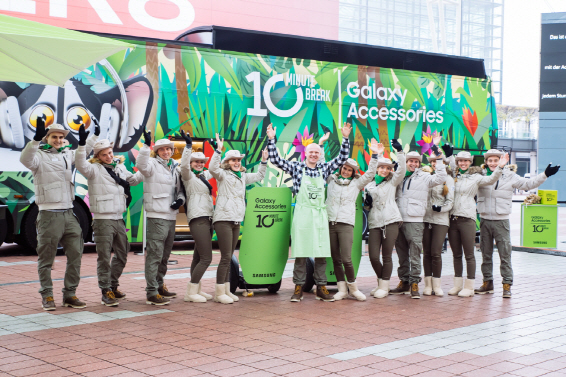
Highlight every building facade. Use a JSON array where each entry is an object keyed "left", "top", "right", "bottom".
[{"left": 339, "top": 0, "right": 504, "bottom": 103}]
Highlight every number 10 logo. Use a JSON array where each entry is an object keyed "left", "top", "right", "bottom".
[{"left": 246, "top": 72, "right": 304, "bottom": 118}]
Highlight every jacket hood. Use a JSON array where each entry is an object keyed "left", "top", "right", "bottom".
[{"left": 450, "top": 165, "right": 483, "bottom": 177}]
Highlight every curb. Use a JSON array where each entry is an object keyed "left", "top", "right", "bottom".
[{"left": 512, "top": 246, "right": 566, "bottom": 257}]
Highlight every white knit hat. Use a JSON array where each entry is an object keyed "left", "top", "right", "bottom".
[
  {"left": 42, "top": 123, "right": 69, "bottom": 143},
  {"left": 93, "top": 139, "right": 114, "bottom": 156},
  {"left": 190, "top": 151, "right": 209, "bottom": 162},
  {"left": 153, "top": 138, "right": 175, "bottom": 152},
  {"left": 406, "top": 151, "right": 422, "bottom": 163},
  {"left": 222, "top": 150, "right": 245, "bottom": 163},
  {"left": 455, "top": 151, "right": 474, "bottom": 162}
]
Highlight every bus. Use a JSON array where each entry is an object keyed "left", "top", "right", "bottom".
[{"left": 0, "top": 26, "right": 497, "bottom": 250}]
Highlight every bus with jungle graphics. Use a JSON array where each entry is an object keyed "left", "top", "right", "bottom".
[{"left": 0, "top": 25, "right": 497, "bottom": 251}]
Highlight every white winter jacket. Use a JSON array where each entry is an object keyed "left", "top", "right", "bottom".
[
  {"left": 75, "top": 146, "right": 143, "bottom": 220},
  {"left": 422, "top": 166, "right": 455, "bottom": 227},
  {"left": 477, "top": 164, "right": 547, "bottom": 221},
  {"left": 366, "top": 152, "right": 406, "bottom": 229},
  {"left": 209, "top": 151, "right": 266, "bottom": 223},
  {"left": 448, "top": 158, "right": 503, "bottom": 220},
  {"left": 136, "top": 145, "right": 185, "bottom": 221},
  {"left": 396, "top": 158, "right": 447, "bottom": 223},
  {"left": 326, "top": 156, "right": 378, "bottom": 227},
  {"left": 180, "top": 148, "right": 214, "bottom": 223},
  {"left": 20, "top": 136, "right": 98, "bottom": 211}
]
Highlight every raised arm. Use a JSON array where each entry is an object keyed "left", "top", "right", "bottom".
[
  {"left": 20, "top": 141, "right": 41, "bottom": 172},
  {"left": 427, "top": 157, "right": 447, "bottom": 188},
  {"left": 440, "top": 176, "right": 455, "bottom": 212},
  {"left": 69, "top": 124, "right": 99, "bottom": 164},
  {"left": 135, "top": 145, "right": 154, "bottom": 177},
  {"left": 74, "top": 145, "right": 96, "bottom": 179},
  {"left": 208, "top": 143, "right": 226, "bottom": 181},
  {"left": 180, "top": 147, "right": 195, "bottom": 181},
  {"left": 477, "top": 153, "right": 508, "bottom": 186},
  {"left": 355, "top": 139, "right": 380, "bottom": 190},
  {"left": 245, "top": 148, "right": 268, "bottom": 185},
  {"left": 391, "top": 151, "right": 406, "bottom": 187},
  {"left": 266, "top": 136, "right": 297, "bottom": 175},
  {"left": 512, "top": 171, "right": 547, "bottom": 191},
  {"left": 322, "top": 123, "right": 352, "bottom": 177}
]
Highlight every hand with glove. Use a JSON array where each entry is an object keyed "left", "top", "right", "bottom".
[
  {"left": 93, "top": 118, "right": 100, "bottom": 136},
  {"left": 78, "top": 125, "right": 90, "bottom": 146},
  {"left": 432, "top": 205, "right": 442, "bottom": 212},
  {"left": 34, "top": 116, "right": 48, "bottom": 141},
  {"left": 391, "top": 139, "right": 403, "bottom": 152},
  {"left": 209, "top": 138, "right": 218, "bottom": 151},
  {"left": 143, "top": 129, "right": 152, "bottom": 147},
  {"left": 170, "top": 198, "right": 184, "bottom": 210},
  {"left": 363, "top": 193, "right": 373, "bottom": 210},
  {"left": 441, "top": 143, "right": 454, "bottom": 158},
  {"left": 545, "top": 163, "right": 560, "bottom": 177},
  {"left": 393, "top": 162, "right": 399, "bottom": 171},
  {"left": 180, "top": 130, "right": 192, "bottom": 148}
]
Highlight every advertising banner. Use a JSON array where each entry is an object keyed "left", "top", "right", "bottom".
[
  {"left": 239, "top": 187, "right": 292, "bottom": 284},
  {"left": 325, "top": 193, "right": 363, "bottom": 282},
  {"left": 521, "top": 204, "right": 558, "bottom": 248}
]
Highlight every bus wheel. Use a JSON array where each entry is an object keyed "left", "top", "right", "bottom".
[
  {"left": 302, "top": 258, "right": 315, "bottom": 293},
  {"left": 267, "top": 279, "right": 282, "bottom": 293},
  {"left": 229, "top": 254, "right": 240, "bottom": 294},
  {"left": 19, "top": 202, "right": 91, "bottom": 254}
]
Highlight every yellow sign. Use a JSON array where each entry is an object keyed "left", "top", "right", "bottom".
[{"left": 539, "top": 190, "right": 558, "bottom": 205}]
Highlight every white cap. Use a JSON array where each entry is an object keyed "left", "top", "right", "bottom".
[
  {"left": 406, "top": 151, "right": 422, "bottom": 163},
  {"left": 455, "top": 151, "right": 474, "bottom": 162},
  {"left": 42, "top": 123, "right": 69, "bottom": 143},
  {"left": 93, "top": 139, "right": 114, "bottom": 156},
  {"left": 190, "top": 151, "right": 209, "bottom": 162},
  {"left": 222, "top": 150, "right": 245, "bottom": 163},
  {"left": 153, "top": 138, "right": 175, "bottom": 152}
]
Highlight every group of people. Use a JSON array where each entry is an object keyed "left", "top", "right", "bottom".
[{"left": 20, "top": 117, "right": 559, "bottom": 311}]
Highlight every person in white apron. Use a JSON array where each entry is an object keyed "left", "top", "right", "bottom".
[{"left": 266, "top": 123, "right": 352, "bottom": 302}]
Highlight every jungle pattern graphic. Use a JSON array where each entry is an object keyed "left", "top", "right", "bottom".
[{"left": 0, "top": 37, "right": 497, "bottom": 241}]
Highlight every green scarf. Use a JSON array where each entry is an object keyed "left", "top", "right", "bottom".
[
  {"left": 338, "top": 175, "right": 353, "bottom": 180},
  {"left": 41, "top": 144, "right": 71, "bottom": 152},
  {"left": 459, "top": 168, "right": 468, "bottom": 175},
  {"left": 167, "top": 159, "right": 173, "bottom": 167},
  {"left": 106, "top": 161, "right": 117, "bottom": 168},
  {"left": 485, "top": 167, "right": 493, "bottom": 176},
  {"left": 405, "top": 170, "right": 413, "bottom": 177},
  {"left": 375, "top": 175, "right": 385, "bottom": 185},
  {"left": 232, "top": 170, "right": 242, "bottom": 178},
  {"left": 192, "top": 167, "right": 208, "bottom": 175}
]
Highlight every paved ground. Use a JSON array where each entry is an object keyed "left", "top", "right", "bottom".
[{"left": 1, "top": 202, "right": 566, "bottom": 377}]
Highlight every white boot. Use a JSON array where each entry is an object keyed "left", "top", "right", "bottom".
[
  {"left": 370, "top": 278, "right": 382, "bottom": 296},
  {"left": 184, "top": 282, "right": 206, "bottom": 303},
  {"left": 448, "top": 277, "right": 464, "bottom": 296},
  {"left": 347, "top": 281, "right": 366, "bottom": 301},
  {"left": 432, "top": 277, "right": 444, "bottom": 297},
  {"left": 198, "top": 282, "right": 213, "bottom": 300},
  {"left": 374, "top": 279, "right": 389, "bottom": 299},
  {"left": 225, "top": 282, "right": 239, "bottom": 302},
  {"left": 334, "top": 281, "right": 348, "bottom": 300},
  {"left": 423, "top": 276, "right": 433, "bottom": 296},
  {"left": 458, "top": 278, "right": 475, "bottom": 297},
  {"left": 213, "top": 284, "right": 233, "bottom": 304}
]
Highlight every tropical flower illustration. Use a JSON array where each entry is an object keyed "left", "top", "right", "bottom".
[
  {"left": 292, "top": 126, "right": 314, "bottom": 160},
  {"left": 463, "top": 107, "right": 479, "bottom": 136},
  {"left": 417, "top": 126, "right": 440, "bottom": 155}
]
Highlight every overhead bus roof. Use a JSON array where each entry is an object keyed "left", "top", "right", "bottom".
[{"left": 175, "top": 26, "right": 486, "bottom": 79}]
